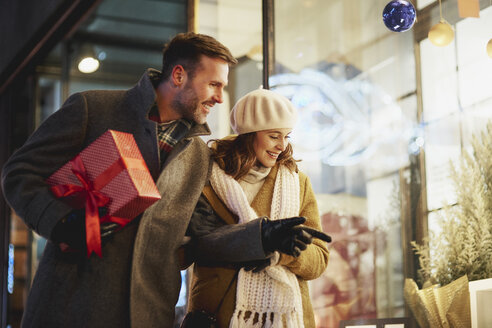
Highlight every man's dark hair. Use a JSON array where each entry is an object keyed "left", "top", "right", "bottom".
[{"left": 161, "top": 32, "right": 237, "bottom": 81}]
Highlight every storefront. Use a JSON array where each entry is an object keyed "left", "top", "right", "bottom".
[{"left": 1, "top": 0, "right": 491, "bottom": 327}]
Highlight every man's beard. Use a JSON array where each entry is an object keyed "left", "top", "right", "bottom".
[{"left": 171, "top": 83, "right": 202, "bottom": 123}]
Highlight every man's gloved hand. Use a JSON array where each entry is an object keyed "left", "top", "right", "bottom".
[
  {"left": 51, "top": 208, "right": 87, "bottom": 250},
  {"left": 51, "top": 207, "right": 118, "bottom": 251},
  {"left": 100, "top": 220, "right": 119, "bottom": 239},
  {"left": 261, "top": 217, "right": 332, "bottom": 257}
]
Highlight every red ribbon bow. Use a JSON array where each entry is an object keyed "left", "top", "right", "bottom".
[{"left": 50, "top": 155, "right": 131, "bottom": 257}]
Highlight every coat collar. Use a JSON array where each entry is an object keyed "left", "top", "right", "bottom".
[{"left": 128, "top": 68, "right": 211, "bottom": 138}]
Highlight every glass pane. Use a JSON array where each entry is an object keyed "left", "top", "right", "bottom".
[
  {"left": 8, "top": 212, "right": 30, "bottom": 327},
  {"left": 427, "top": 210, "right": 443, "bottom": 247},
  {"left": 417, "top": 0, "right": 435, "bottom": 10},
  {"left": 421, "top": 5, "right": 492, "bottom": 211},
  {"left": 456, "top": 7, "right": 492, "bottom": 108},
  {"left": 417, "top": 2, "right": 492, "bottom": 301},
  {"left": 424, "top": 114, "right": 461, "bottom": 210},
  {"left": 38, "top": 76, "right": 62, "bottom": 124},
  {"left": 462, "top": 96, "right": 492, "bottom": 149},
  {"left": 198, "top": 0, "right": 263, "bottom": 141},
  {"left": 420, "top": 38, "right": 459, "bottom": 122},
  {"left": 273, "top": 0, "right": 415, "bottom": 326}
]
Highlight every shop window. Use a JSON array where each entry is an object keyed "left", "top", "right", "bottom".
[
  {"left": 272, "top": 1, "right": 416, "bottom": 326},
  {"left": 421, "top": 5, "right": 492, "bottom": 242}
]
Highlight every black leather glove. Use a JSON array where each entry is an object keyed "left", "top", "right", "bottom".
[
  {"left": 261, "top": 217, "right": 332, "bottom": 257},
  {"left": 51, "top": 207, "right": 118, "bottom": 251},
  {"left": 298, "top": 226, "right": 332, "bottom": 243},
  {"left": 261, "top": 216, "right": 309, "bottom": 257}
]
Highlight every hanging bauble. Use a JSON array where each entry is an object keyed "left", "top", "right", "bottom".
[
  {"left": 487, "top": 39, "right": 492, "bottom": 58},
  {"left": 382, "top": 0, "right": 417, "bottom": 32},
  {"left": 428, "top": 19, "right": 454, "bottom": 47}
]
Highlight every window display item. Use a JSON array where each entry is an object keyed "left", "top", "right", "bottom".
[
  {"left": 428, "top": 20, "right": 454, "bottom": 47},
  {"left": 404, "top": 275, "right": 471, "bottom": 328},
  {"left": 382, "top": 0, "right": 416, "bottom": 32},
  {"left": 469, "top": 278, "right": 492, "bottom": 328}
]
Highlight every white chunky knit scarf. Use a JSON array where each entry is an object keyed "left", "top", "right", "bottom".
[{"left": 210, "top": 162, "right": 304, "bottom": 328}]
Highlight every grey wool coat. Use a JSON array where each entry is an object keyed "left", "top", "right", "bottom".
[{"left": 1, "top": 69, "right": 213, "bottom": 328}]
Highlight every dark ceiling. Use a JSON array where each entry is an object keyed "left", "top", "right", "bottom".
[
  {"left": 40, "top": 0, "right": 189, "bottom": 84},
  {"left": 77, "top": 0, "right": 187, "bottom": 51}
]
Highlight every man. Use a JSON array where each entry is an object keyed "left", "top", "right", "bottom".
[{"left": 1, "top": 32, "right": 237, "bottom": 328}]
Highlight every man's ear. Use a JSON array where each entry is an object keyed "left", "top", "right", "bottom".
[{"left": 171, "top": 65, "right": 186, "bottom": 86}]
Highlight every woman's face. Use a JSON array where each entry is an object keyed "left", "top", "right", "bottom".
[{"left": 253, "top": 128, "right": 292, "bottom": 168}]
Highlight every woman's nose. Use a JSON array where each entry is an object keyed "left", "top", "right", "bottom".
[{"left": 277, "top": 139, "right": 287, "bottom": 151}]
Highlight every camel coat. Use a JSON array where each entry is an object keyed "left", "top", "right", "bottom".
[{"left": 186, "top": 164, "right": 330, "bottom": 328}]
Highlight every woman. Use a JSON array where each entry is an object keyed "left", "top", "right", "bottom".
[{"left": 185, "top": 88, "right": 330, "bottom": 328}]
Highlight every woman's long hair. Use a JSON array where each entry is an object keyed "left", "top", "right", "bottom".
[{"left": 210, "top": 133, "right": 298, "bottom": 180}]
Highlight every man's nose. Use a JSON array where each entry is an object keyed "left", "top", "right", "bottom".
[{"left": 212, "top": 89, "right": 223, "bottom": 104}]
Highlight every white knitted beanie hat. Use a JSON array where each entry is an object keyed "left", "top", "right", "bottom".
[{"left": 230, "top": 88, "right": 298, "bottom": 134}]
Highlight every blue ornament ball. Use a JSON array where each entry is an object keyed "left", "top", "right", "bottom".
[{"left": 382, "top": 0, "right": 416, "bottom": 32}]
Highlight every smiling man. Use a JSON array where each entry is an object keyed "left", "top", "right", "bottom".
[
  {"left": 155, "top": 53, "right": 229, "bottom": 124},
  {"left": 1, "top": 32, "right": 237, "bottom": 328}
]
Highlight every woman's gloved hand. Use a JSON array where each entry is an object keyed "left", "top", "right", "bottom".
[{"left": 261, "top": 216, "right": 332, "bottom": 257}]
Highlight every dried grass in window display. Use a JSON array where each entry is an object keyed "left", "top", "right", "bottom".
[
  {"left": 404, "top": 122, "right": 492, "bottom": 328},
  {"left": 412, "top": 122, "right": 492, "bottom": 286}
]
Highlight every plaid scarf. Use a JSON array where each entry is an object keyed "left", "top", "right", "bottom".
[{"left": 148, "top": 104, "right": 193, "bottom": 168}]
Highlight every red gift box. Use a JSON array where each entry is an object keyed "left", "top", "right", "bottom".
[{"left": 46, "top": 130, "right": 161, "bottom": 257}]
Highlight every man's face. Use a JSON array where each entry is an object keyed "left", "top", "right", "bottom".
[{"left": 172, "top": 56, "right": 229, "bottom": 124}]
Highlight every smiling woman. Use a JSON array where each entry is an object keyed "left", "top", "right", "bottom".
[
  {"left": 253, "top": 129, "right": 292, "bottom": 168},
  {"left": 183, "top": 88, "right": 330, "bottom": 328},
  {"left": 211, "top": 89, "right": 300, "bottom": 180}
]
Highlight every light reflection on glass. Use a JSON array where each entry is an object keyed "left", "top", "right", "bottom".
[
  {"left": 270, "top": 64, "right": 416, "bottom": 170},
  {"left": 8, "top": 244, "right": 14, "bottom": 294}
]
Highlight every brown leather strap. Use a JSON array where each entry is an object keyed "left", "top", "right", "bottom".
[
  {"left": 201, "top": 185, "right": 239, "bottom": 314},
  {"left": 214, "top": 270, "right": 238, "bottom": 314},
  {"left": 202, "top": 185, "right": 238, "bottom": 225}
]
